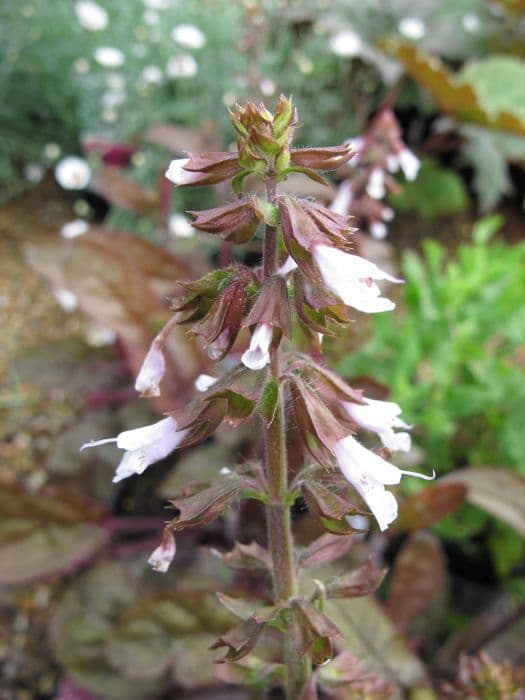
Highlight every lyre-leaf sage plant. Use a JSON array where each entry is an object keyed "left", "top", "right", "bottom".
[{"left": 82, "top": 96, "right": 433, "bottom": 698}]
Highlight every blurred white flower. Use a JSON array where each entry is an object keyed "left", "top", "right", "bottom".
[
  {"left": 168, "top": 213, "right": 195, "bottom": 238},
  {"left": 366, "top": 168, "right": 385, "bottom": 199},
  {"left": 166, "top": 53, "right": 198, "bottom": 78},
  {"left": 60, "top": 219, "right": 89, "bottom": 238},
  {"left": 55, "top": 156, "right": 91, "bottom": 190},
  {"left": 73, "top": 57, "right": 90, "bottom": 74},
  {"left": 195, "top": 374, "right": 218, "bottom": 392},
  {"left": 85, "top": 323, "right": 116, "bottom": 347},
  {"left": 398, "top": 149, "right": 420, "bottom": 181},
  {"left": 370, "top": 221, "right": 387, "bottom": 239},
  {"left": 329, "top": 29, "right": 362, "bottom": 58},
  {"left": 171, "top": 24, "right": 206, "bottom": 49},
  {"left": 53, "top": 288, "right": 78, "bottom": 313},
  {"left": 260, "top": 78, "right": 276, "bottom": 96},
  {"left": 75, "top": 1, "right": 108, "bottom": 31},
  {"left": 462, "top": 13, "right": 481, "bottom": 33},
  {"left": 24, "top": 163, "right": 44, "bottom": 183},
  {"left": 94, "top": 46, "right": 125, "bottom": 67},
  {"left": 398, "top": 17, "right": 426, "bottom": 40},
  {"left": 44, "top": 142, "right": 61, "bottom": 160},
  {"left": 140, "top": 65, "right": 163, "bottom": 85}
]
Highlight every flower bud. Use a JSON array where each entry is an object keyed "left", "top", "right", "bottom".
[
  {"left": 165, "top": 152, "right": 241, "bottom": 188},
  {"left": 135, "top": 342, "right": 166, "bottom": 397},
  {"left": 148, "top": 527, "right": 176, "bottom": 573},
  {"left": 189, "top": 197, "right": 260, "bottom": 244}
]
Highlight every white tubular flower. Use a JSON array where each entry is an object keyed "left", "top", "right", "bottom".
[
  {"left": 344, "top": 398, "right": 412, "bottom": 452},
  {"left": 168, "top": 213, "right": 195, "bottom": 238},
  {"left": 330, "top": 180, "right": 353, "bottom": 215},
  {"left": 171, "top": 24, "right": 206, "bottom": 50},
  {"left": 277, "top": 256, "right": 298, "bottom": 276},
  {"left": 148, "top": 529, "right": 176, "bottom": 573},
  {"left": 81, "top": 417, "right": 189, "bottom": 483},
  {"left": 366, "top": 168, "right": 385, "bottom": 199},
  {"left": 313, "top": 244, "right": 402, "bottom": 313},
  {"left": 165, "top": 158, "right": 201, "bottom": 186},
  {"left": 333, "top": 434, "right": 434, "bottom": 531},
  {"left": 386, "top": 154, "right": 400, "bottom": 173},
  {"left": 135, "top": 343, "right": 166, "bottom": 397},
  {"left": 93, "top": 46, "right": 125, "bottom": 68},
  {"left": 194, "top": 374, "right": 218, "bottom": 392},
  {"left": 241, "top": 324, "right": 273, "bottom": 370},
  {"left": 75, "top": 1, "right": 108, "bottom": 31},
  {"left": 55, "top": 156, "right": 91, "bottom": 190},
  {"left": 398, "top": 149, "right": 420, "bottom": 181}
]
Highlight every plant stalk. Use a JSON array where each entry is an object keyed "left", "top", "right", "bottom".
[{"left": 262, "top": 178, "right": 306, "bottom": 698}]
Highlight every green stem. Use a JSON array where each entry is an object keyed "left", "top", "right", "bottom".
[{"left": 262, "top": 178, "right": 306, "bottom": 698}]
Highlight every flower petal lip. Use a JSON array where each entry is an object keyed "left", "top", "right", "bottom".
[
  {"left": 241, "top": 323, "right": 273, "bottom": 370},
  {"left": 312, "top": 244, "right": 402, "bottom": 313},
  {"left": 333, "top": 434, "right": 434, "bottom": 530},
  {"left": 344, "top": 398, "right": 412, "bottom": 452}
]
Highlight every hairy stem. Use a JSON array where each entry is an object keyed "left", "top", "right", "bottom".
[{"left": 262, "top": 178, "right": 306, "bottom": 698}]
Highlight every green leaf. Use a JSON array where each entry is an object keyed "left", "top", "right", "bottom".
[
  {"left": 390, "top": 160, "right": 468, "bottom": 218},
  {"left": 461, "top": 56, "right": 525, "bottom": 124},
  {"left": 257, "top": 379, "right": 279, "bottom": 426},
  {"left": 325, "top": 598, "right": 428, "bottom": 688},
  {"left": 444, "top": 468, "right": 525, "bottom": 537}
]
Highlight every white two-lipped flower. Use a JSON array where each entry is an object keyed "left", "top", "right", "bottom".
[
  {"left": 148, "top": 529, "right": 176, "bottom": 573},
  {"left": 313, "top": 244, "right": 402, "bottom": 313},
  {"left": 135, "top": 343, "right": 165, "bottom": 397},
  {"left": 333, "top": 435, "right": 434, "bottom": 531},
  {"left": 241, "top": 324, "right": 273, "bottom": 370},
  {"left": 81, "top": 417, "right": 188, "bottom": 483},
  {"left": 344, "top": 397, "right": 412, "bottom": 452},
  {"left": 165, "top": 158, "right": 201, "bottom": 186}
]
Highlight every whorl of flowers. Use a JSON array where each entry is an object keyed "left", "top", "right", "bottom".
[{"left": 331, "top": 107, "right": 420, "bottom": 239}]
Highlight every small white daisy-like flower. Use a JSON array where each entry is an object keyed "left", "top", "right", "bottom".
[
  {"left": 75, "top": 1, "right": 108, "bottom": 31},
  {"left": 329, "top": 29, "right": 362, "bottom": 58},
  {"left": 55, "top": 156, "right": 91, "bottom": 190},
  {"left": 171, "top": 24, "right": 206, "bottom": 50},
  {"left": 93, "top": 46, "right": 125, "bottom": 68},
  {"left": 398, "top": 16, "right": 426, "bottom": 40}
]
